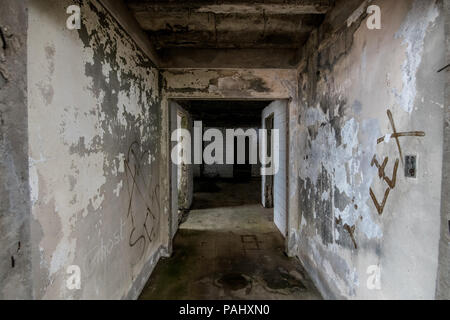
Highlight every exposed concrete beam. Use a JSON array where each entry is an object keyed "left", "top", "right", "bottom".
[
  {"left": 98, "top": 0, "right": 160, "bottom": 66},
  {"left": 159, "top": 48, "right": 300, "bottom": 69},
  {"left": 125, "top": 1, "right": 329, "bottom": 50},
  {"left": 151, "top": 34, "right": 311, "bottom": 49},
  {"left": 127, "top": 1, "right": 333, "bottom": 15},
  {"left": 134, "top": 11, "right": 318, "bottom": 32},
  {"left": 197, "top": 3, "right": 331, "bottom": 15},
  {"left": 134, "top": 11, "right": 318, "bottom": 49},
  {"left": 162, "top": 68, "right": 297, "bottom": 100}
]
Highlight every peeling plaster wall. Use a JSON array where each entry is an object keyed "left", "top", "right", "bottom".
[
  {"left": 0, "top": 0, "right": 32, "bottom": 300},
  {"left": 295, "top": 0, "right": 445, "bottom": 299},
  {"left": 28, "top": 0, "right": 163, "bottom": 299}
]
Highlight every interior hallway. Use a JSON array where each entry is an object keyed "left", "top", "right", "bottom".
[
  {"left": 1, "top": 0, "right": 447, "bottom": 300},
  {"left": 139, "top": 179, "right": 322, "bottom": 300}
]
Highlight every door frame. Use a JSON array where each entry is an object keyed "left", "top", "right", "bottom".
[
  {"left": 261, "top": 101, "right": 289, "bottom": 237},
  {"left": 165, "top": 98, "right": 291, "bottom": 253},
  {"left": 161, "top": 68, "right": 298, "bottom": 258}
]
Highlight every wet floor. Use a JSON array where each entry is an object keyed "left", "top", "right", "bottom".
[{"left": 139, "top": 179, "right": 322, "bottom": 300}]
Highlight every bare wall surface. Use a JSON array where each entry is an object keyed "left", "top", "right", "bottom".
[
  {"left": 28, "top": 0, "right": 163, "bottom": 299},
  {"left": 2, "top": 0, "right": 445, "bottom": 301},
  {"left": 0, "top": 0, "right": 32, "bottom": 300},
  {"left": 436, "top": 0, "right": 450, "bottom": 301},
  {"left": 295, "top": 0, "right": 446, "bottom": 299}
]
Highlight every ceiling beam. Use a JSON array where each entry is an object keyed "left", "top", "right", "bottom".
[
  {"left": 134, "top": 11, "right": 319, "bottom": 32},
  {"left": 133, "top": 11, "right": 320, "bottom": 49},
  {"left": 159, "top": 48, "right": 300, "bottom": 69},
  {"left": 126, "top": 1, "right": 333, "bottom": 15},
  {"left": 196, "top": 3, "right": 331, "bottom": 15}
]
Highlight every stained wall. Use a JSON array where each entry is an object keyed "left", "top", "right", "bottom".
[
  {"left": 28, "top": 0, "right": 164, "bottom": 299},
  {"left": 0, "top": 0, "right": 32, "bottom": 300},
  {"left": 294, "top": 0, "right": 446, "bottom": 299}
]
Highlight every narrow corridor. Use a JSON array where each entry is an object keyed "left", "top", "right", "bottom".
[
  {"left": 1, "top": 0, "right": 447, "bottom": 302},
  {"left": 139, "top": 179, "right": 322, "bottom": 300}
]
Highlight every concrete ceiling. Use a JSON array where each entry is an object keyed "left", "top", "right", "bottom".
[
  {"left": 177, "top": 100, "right": 270, "bottom": 127},
  {"left": 124, "top": 0, "right": 334, "bottom": 68}
]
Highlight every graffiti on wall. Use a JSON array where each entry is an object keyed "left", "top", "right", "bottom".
[
  {"left": 337, "top": 110, "right": 425, "bottom": 249},
  {"left": 369, "top": 110, "right": 425, "bottom": 215},
  {"left": 124, "top": 141, "right": 160, "bottom": 262}
]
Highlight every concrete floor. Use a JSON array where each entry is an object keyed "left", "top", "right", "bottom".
[{"left": 139, "top": 178, "right": 322, "bottom": 300}]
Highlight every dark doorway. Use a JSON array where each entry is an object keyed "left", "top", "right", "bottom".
[
  {"left": 141, "top": 99, "right": 321, "bottom": 300},
  {"left": 264, "top": 114, "right": 274, "bottom": 208},
  {"left": 233, "top": 136, "right": 252, "bottom": 180}
]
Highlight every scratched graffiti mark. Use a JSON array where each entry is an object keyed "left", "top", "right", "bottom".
[
  {"left": 376, "top": 110, "right": 425, "bottom": 165},
  {"left": 342, "top": 110, "right": 425, "bottom": 249},
  {"left": 335, "top": 216, "right": 357, "bottom": 250},
  {"left": 344, "top": 224, "right": 357, "bottom": 250},
  {"left": 371, "top": 156, "right": 388, "bottom": 179},
  {"left": 124, "top": 141, "right": 160, "bottom": 262},
  {"left": 370, "top": 187, "right": 391, "bottom": 215},
  {"left": 370, "top": 110, "right": 425, "bottom": 215},
  {"left": 371, "top": 156, "right": 399, "bottom": 188}
]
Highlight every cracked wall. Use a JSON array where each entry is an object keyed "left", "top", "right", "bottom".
[
  {"left": 295, "top": 0, "right": 446, "bottom": 299},
  {"left": 28, "top": 0, "right": 163, "bottom": 299}
]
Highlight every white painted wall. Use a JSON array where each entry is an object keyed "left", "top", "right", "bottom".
[
  {"left": 295, "top": 0, "right": 445, "bottom": 299},
  {"left": 28, "top": 0, "right": 163, "bottom": 299},
  {"left": 262, "top": 101, "right": 288, "bottom": 237}
]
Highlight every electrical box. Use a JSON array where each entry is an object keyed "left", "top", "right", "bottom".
[{"left": 405, "top": 155, "right": 417, "bottom": 178}]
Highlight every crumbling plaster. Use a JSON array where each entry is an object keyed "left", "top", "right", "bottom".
[
  {"left": 28, "top": 0, "right": 165, "bottom": 299},
  {"left": 1, "top": 0, "right": 446, "bottom": 301},
  {"left": 295, "top": 0, "right": 445, "bottom": 299}
]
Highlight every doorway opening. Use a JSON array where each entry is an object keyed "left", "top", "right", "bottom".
[
  {"left": 169, "top": 99, "right": 289, "bottom": 237},
  {"left": 139, "top": 99, "right": 320, "bottom": 300},
  {"left": 264, "top": 113, "right": 274, "bottom": 208}
]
